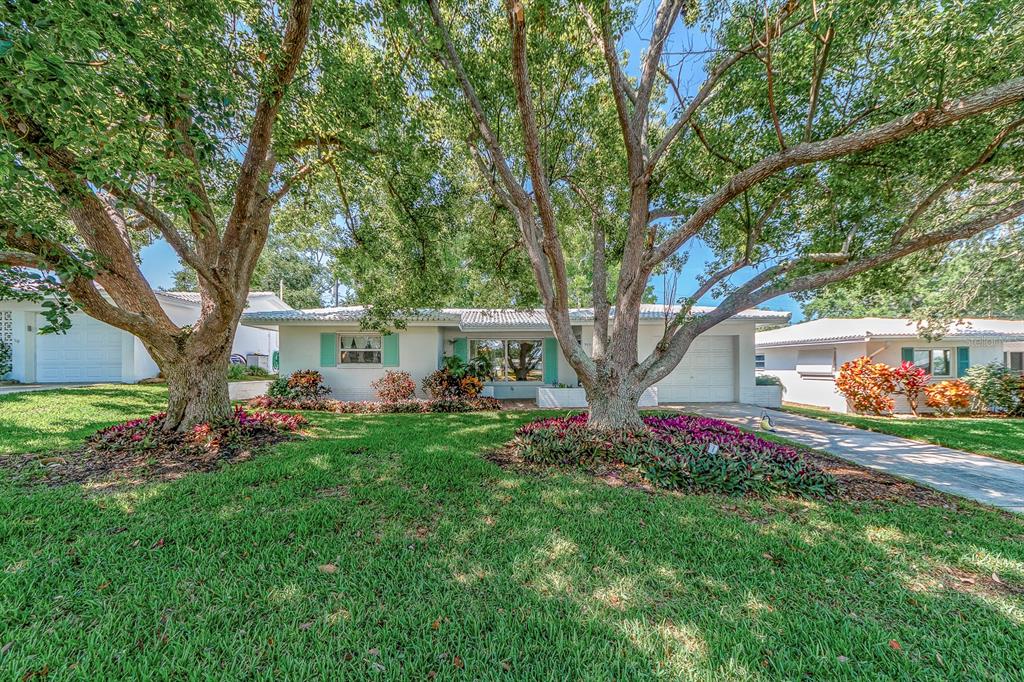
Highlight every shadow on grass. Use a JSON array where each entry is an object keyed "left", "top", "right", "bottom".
[
  {"left": 0, "top": 409, "right": 1021, "bottom": 679},
  {"left": 0, "top": 386, "right": 168, "bottom": 456}
]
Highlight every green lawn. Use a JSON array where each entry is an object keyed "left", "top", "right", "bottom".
[
  {"left": 1, "top": 388, "right": 1022, "bottom": 679},
  {"left": 782, "top": 405, "right": 1024, "bottom": 465}
]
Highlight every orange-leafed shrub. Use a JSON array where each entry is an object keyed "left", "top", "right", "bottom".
[
  {"left": 459, "top": 376, "right": 484, "bottom": 398},
  {"left": 835, "top": 356, "right": 896, "bottom": 415},
  {"left": 924, "top": 379, "right": 977, "bottom": 415}
]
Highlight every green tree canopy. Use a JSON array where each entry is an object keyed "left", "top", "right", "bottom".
[{"left": 374, "top": 0, "right": 1024, "bottom": 427}]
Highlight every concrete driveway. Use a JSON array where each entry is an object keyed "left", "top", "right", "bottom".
[{"left": 680, "top": 403, "right": 1024, "bottom": 514}]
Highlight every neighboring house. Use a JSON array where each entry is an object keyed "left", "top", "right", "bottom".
[
  {"left": 240, "top": 304, "right": 790, "bottom": 403},
  {"left": 755, "top": 317, "right": 1024, "bottom": 413},
  {"left": 0, "top": 291, "right": 290, "bottom": 384}
]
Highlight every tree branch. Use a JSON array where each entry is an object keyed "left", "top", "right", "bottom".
[
  {"left": 222, "top": 0, "right": 313, "bottom": 263},
  {"left": 0, "top": 249, "right": 43, "bottom": 268},
  {"left": 647, "top": 76, "right": 1024, "bottom": 268},
  {"left": 633, "top": 0, "right": 683, "bottom": 128},
  {"left": 804, "top": 23, "right": 834, "bottom": 141},
  {"left": 507, "top": 0, "right": 587, "bottom": 364},
  {"left": 581, "top": 1, "right": 642, "bottom": 167},
  {"left": 892, "top": 116, "right": 1024, "bottom": 243},
  {"left": 426, "top": 0, "right": 530, "bottom": 209},
  {"left": 647, "top": 1, "right": 805, "bottom": 172}
]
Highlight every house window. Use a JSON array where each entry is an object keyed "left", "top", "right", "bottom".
[
  {"left": 796, "top": 348, "right": 835, "bottom": 378},
  {"left": 755, "top": 353, "right": 765, "bottom": 370},
  {"left": 1007, "top": 351, "right": 1024, "bottom": 373},
  {"left": 469, "top": 339, "right": 543, "bottom": 382},
  {"left": 338, "top": 334, "right": 381, "bottom": 364},
  {"left": 913, "top": 348, "right": 951, "bottom": 376}
]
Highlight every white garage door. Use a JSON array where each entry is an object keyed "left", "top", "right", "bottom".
[
  {"left": 655, "top": 335, "right": 737, "bottom": 402},
  {"left": 36, "top": 313, "right": 124, "bottom": 383}
]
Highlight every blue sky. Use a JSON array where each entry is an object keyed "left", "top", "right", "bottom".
[{"left": 139, "top": 1, "right": 803, "bottom": 321}]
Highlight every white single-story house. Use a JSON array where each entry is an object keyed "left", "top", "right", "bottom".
[
  {"left": 0, "top": 291, "right": 290, "bottom": 384},
  {"left": 755, "top": 317, "right": 1024, "bottom": 413},
  {"left": 240, "top": 303, "right": 790, "bottom": 404}
]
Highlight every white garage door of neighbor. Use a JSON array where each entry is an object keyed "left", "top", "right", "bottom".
[
  {"left": 656, "top": 335, "right": 737, "bottom": 402},
  {"left": 36, "top": 313, "right": 124, "bottom": 383}
]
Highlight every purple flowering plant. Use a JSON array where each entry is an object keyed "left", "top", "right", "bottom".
[{"left": 512, "top": 413, "right": 836, "bottom": 498}]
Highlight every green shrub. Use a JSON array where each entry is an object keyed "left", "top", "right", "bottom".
[
  {"left": 247, "top": 365, "right": 270, "bottom": 377},
  {"left": 266, "top": 377, "right": 293, "bottom": 398},
  {"left": 227, "top": 363, "right": 249, "bottom": 380},
  {"left": 755, "top": 374, "right": 782, "bottom": 386},
  {"left": 964, "top": 362, "right": 1024, "bottom": 415}
]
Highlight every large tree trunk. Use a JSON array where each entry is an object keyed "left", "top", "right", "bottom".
[
  {"left": 584, "top": 375, "right": 644, "bottom": 430},
  {"left": 158, "top": 323, "right": 236, "bottom": 432}
]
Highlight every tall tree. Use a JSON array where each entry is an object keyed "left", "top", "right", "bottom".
[
  {"left": 0, "top": 0, "right": 387, "bottom": 429},
  {"left": 397, "top": 0, "right": 1024, "bottom": 428},
  {"left": 800, "top": 229, "right": 1024, "bottom": 322}
]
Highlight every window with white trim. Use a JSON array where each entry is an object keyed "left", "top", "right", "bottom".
[
  {"left": 337, "top": 334, "right": 381, "bottom": 364},
  {"left": 755, "top": 353, "right": 765, "bottom": 370},
  {"left": 913, "top": 348, "right": 951, "bottom": 376},
  {"left": 1007, "top": 351, "right": 1023, "bottom": 373}
]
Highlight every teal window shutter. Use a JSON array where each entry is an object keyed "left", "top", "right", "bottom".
[
  {"left": 382, "top": 333, "right": 400, "bottom": 367},
  {"left": 543, "top": 337, "right": 559, "bottom": 384},
  {"left": 900, "top": 347, "right": 914, "bottom": 364},
  {"left": 957, "top": 346, "right": 970, "bottom": 376},
  {"left": 320, "top": 333, "right": 337, "bottom": 367},
  {"left": 453, "top": 337, "right": 468, "bottom": 362}
]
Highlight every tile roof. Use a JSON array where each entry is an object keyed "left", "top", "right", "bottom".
[
  {"left": 756, "top": 317, "right": 1024, "bottom": 347},
  {"left": 157, "top": 290, "right": 279, "bottom": 304},
  {"left": 241, "top": 304, "right": 790, "bottom": 328}
]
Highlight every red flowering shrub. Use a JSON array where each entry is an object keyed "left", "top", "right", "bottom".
[
  {"left": 892, "top": 361, "right": 931, "bottom": 416},
  {"left": 835, "top": 356, "right": 896, "bottom": 415},
  {"left": 246, "top": 396, "right": 502, "bottom": 414},
  {"left": 512, "top": 414, "right": 836, "bottom": 498},
  {"left": 371, "top": 370, "right": 417, "bottom": 402},
  {"left": 924, "top": 379, "right": 977, "bottom": 415},
  {"left": 286, "top": 370, "right": 331, "bottom": 399},
  {"left": 91, "top": 406, "right": 306, "bottom": 456}
]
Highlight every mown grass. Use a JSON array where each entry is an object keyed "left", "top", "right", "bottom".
[
  {"left": 782, "top": 405, "right": 1024, "bottom": 465},
  {"left": 1, "top": 387, "right": 1022, "bottom": 679},
  {"left": 0, "top": 385, "right": 168, "bottom": 455}
]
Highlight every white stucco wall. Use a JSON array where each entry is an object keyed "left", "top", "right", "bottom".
[
  {"left": 273, "top": 317, "right": 760, "bottom": 404},
  {"left": 759, "top": 343, "right": 863, "bottom": 413},
  {"left": 278, "top": 324, "right": 444, "bottom": 400},
  {"left": 2, "top": 293, "right": 287, "bottom": 384},
  {"left": 1, "top": 302, "right": 38, "bottom": 383},
  {"left": 579, "top": 319, "right": 756, "bottom": 403}
]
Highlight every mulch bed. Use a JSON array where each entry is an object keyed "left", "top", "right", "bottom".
[
  {"left": 486, "top": 442, "right": 955, "bottom": 508},
  {"left": 1, "top": 431, "right": 298, "bottom": 492}
]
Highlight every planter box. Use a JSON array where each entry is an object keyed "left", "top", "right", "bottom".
[
  {"left": 751, "top": 385, "right": 782, "bottom": 408},
  {"left": 536, "top": 386, "right": 659, "bottom": 409},
  {"left": 229, "top": 380, "right": 273, "bottom": 401}
]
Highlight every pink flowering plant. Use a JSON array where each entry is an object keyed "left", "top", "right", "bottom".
[
  {"left": 892, "top": 361, "right": 930, "bottom": 417},
  {"left": 512, "top": 413, "right": 836, "bottom": 498},
  {"left": 247, "top": 395, "right": 502, "bottom": 414},
  {"left": 371, "top": 371, "right": 417, "bottom": 402},
  {"left": 91, "top": 406, "right": 307, "bottom": 456}
]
